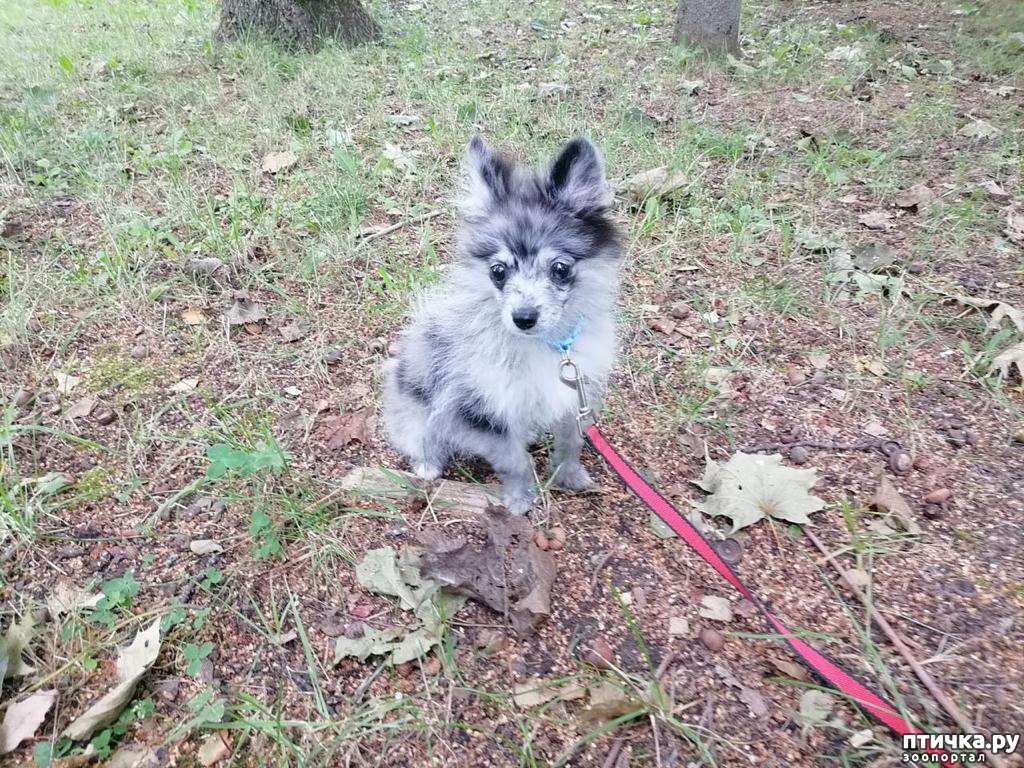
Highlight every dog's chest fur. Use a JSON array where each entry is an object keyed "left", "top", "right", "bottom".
[{"left": 462, "top": 320, "right": 615, "bottom": 436}]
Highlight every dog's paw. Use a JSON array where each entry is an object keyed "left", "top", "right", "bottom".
[
  {"left": 552, "top": 462, "right": 595, "bottom": 491},
  {"left": 503, "top": 492, "right": 535, "bottom": 516},
  {"left": 412, "top": 462, "right": 442, "bottom": 482}
]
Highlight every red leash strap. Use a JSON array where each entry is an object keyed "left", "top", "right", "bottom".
[{"left": 585, "top": 424, "right": 954, "bottom": 766}]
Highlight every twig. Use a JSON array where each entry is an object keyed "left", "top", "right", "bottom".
[
  {"left": 803, "top": 528, "right": 1008, "bottom": 768},
  {"left": 355, "top": 209, "right": 443, "bottom": 246},
  {"left": 591, "top": 550, "right": 615, "bottom": 593},
  {"left": 601, "top": 737, "right": 626, "bottom": 768}
]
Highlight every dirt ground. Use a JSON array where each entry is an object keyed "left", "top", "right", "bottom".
[{"left": 1, "top": 0, "right": 1023, "bottom": 766}]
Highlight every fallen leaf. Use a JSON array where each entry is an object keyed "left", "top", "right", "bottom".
[
  {"left": 959, "top": 119, "right": 1000, "bottom": 139},
  {"left": 261, "top": 150, "right": 297, "bottom": 174},
  {"left": 873, "top": 476, "right": 921, "bottom": 535},
  {"left": 190, "top": 540, "right": 224, "bottom": 555},
  {"left": 648, "top": 511, "right": 677, "bottom": 539},
  {"left": 318, "top": 408, "right": 375, "bottom": 449},
  {"left": 224, "top": 297, "right": 267, "bottom": 326},
  {"left": 198, "top": 733, "right": 232, "bottom": 766},
  {"left": 513, "top": 679, "right": 585, "bottom": 708},
  {"left": 339, "top": 466, "right": 501, "bottom": 515},
  {"left": 581, "top": 681, "right": 647, "bottom": 722},
  {"left": 807, "top": 352, "right": 830, "bottom": 370},
  {"left": 617, "top": 167, "right": 688, "bottom": 200},
  {"left": 846, "top": 568, "right": 871, "bottom": 589},
  {"left": 66, "top": 397, "right": 97, "bottom": 420},
  {"left": 699, "top": 595, "right": 733, "bottom": 622},
  {"left": 278, "top": 321, "right": 307, "bottom": 343},
  {"left": 693, "top": 453, "right": 826, "bottom": 532},
  {"left": 0, "top": 690, "right": 57, "bottom": 754},
  {"left": 1006, "top": 211, "right": 1024, "bottom": 246},
  {"left": 668, "top": 617, "right": 690, "bottom": 637},
  {"left": 849, "top": 728, "right": 874, "bottom": 748},
  {"left": 990, "top": 342, "right": 1024, "bottom": 380},
  {"left": 382, "top": 142, "right": 415, "bottom": 173},
  {"left": 857, "top": 211, "right": 892, "bottom": 230},
  {"left": 181, "top": 308, "right": 208, "bottom": 326},
  {"left": 63, "top": 618, "right": 162, "bottom": 741},
  {"left": 189, "top": 257, "right": 225, "bottom": 277},
  {"left": 170, "top": 377, "right": 198, "bottom": 394},
  {"left": 863, "top": 420, "right": 887, "bottom": 437},
  {"left": 386, "top": 114, "right": 420, "bottom": 127},
  {"left": 53, "top": 372, "right": 81, "bottom": 395},
  {"left": 420, "top": 505, "right": 556, "bottom": 635},
  {"left": 858, "top": 357, "right": 887, "bottom": 377},
  {"left": 799, "top": 689, "right": 834, "bottom": 724},
  {"left": 851, "top": 242, "right": 897, "bottom": 273},
  {"left": 953, "top": 294, "right": 1024, "bottom": 334},
  {"left": 739, "top": 687, "right": 768, "bottom": 717},
  {"left": 681, "top": 78, "right": 704, "bottom": 95},
  {"left": 893, "top": 183, "right": 933, "bottom": 210},
  {"left": 1, "top": 612, "right": 35, "bottom": 680},
  {"left": 107, "top": 746, "right": 162, "bottom": 768},
  {"left": 47, "top": 581, "right": 103, "bottom": 620},
  {"left": 767, "top": 657, "right": 808, "bottom": 681},
  {"left": 981, "top": 180, "right": 1011, "bottom": 204}
]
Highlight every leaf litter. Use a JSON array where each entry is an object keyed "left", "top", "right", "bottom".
[
  {"left": 0, "top": 690, "right": 57, "bottom": 754},
  {"left": 62, "top": 618, "right": 163, "bottom": 741}
]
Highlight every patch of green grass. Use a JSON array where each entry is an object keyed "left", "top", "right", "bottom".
[{"left": 83, "top": 346, "right": 165, "bottom": 399}]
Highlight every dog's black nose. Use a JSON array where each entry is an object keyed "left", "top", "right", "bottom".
[{"left": 512, "top": 308, "right": 539, "bottom": 330}]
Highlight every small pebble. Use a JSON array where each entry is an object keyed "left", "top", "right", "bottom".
[
  {"left": 946, "top": 428, "right": 967, "bottom": 447},
  {"left": 547, "top": 538, "right": 564, "bottom": 551},
  {"left": 922, "top": 504, "right": 943, "bottom": 520},
  {"left": 533, "top": 531, "right": 550, "bottom": 550},
  {"left": 94, "top": 407, "right": 116, "bottom": 425},
  {"left": 789, "top": 446, "right": 809, "bottom": 465},
  {"left": 421, "top": 657, "right": 441, "bottom": 675},
  {"left": 924, "top": 488, "right": 952, "bottom": 504},
  {"left": 130, "top": 345, "right": 148, "bottom": 360},
  {"left": 699, "top": 628, "right": 724, "bottom": 652},
  {"left": 13, "top": 388, "right": 34, "bottom": 408},
  {"left": 889, "top": 451, "right": 913, "bottom": 474},
  {"left": 549, "top": 526, "right": 566, "bottom": 545},
  {"left": 908, "top": 261, "right": 926, "bottom": 274},
  {"left": 913, "top": 455, "right": 930, "bottom": 471},
  {"left": 323, "top": 348, "right": 343, "bottom": 364},
  {"left": 786, "top": 368, "right": 806, "bottom": 386},
  {"left": 669, "top": 302, "right": 691, "bottom": 319},
  {"left": 476, "top": 629, "right": 505, "bottom": 654},
  {"left": 1013, "top": 429, "right": 1024, "bottom": 444}
]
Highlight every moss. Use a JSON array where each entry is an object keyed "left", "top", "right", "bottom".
[{"left": 84, "top": 345, "right": 164, "bottom": 400}]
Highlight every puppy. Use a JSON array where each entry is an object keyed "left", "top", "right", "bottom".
[{"left": 380, "top": 136, "right": 622, "bottom": 515}]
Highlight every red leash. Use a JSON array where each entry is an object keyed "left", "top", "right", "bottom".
[{"left": 585, "top": 424, "right": 955, "bottom": 766}]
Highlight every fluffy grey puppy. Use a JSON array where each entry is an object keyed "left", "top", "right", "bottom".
[{"left": 380, "top": 136, "right": 622, "bottom": 514}]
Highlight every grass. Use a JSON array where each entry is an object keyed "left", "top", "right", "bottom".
[{"left": 2, "top": 0, "right": 1023, "bottom": 764}]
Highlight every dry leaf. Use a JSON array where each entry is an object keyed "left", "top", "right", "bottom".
[
  {"left": 224, "top": 297, "right": 267, "bottom": 326},
  {"left": 739, "top": 687, "right": 769, "bottom": 717},
  {"left": 63, "top": 619, "right": 162, "bottom": 741},
  {"left": 319, "top": 408, "right": 375, "bottom": 449},
  {"left": 382, "top": 142, "right": 415, "bottom": 172},
  {"left": 990, "top": 342, "right": 1024, "bottom": 380},
  {"left": 54, "top": 372, "right": 81, "bottom": 395},
  {"left": 857, "top": 211, "right": 892, "bottom": 230},
  {"left": 198, "top": 733, "right": 232, "bottom": 766},
  {"left": 694, "top": 453, "right": 825, "bottom": 532},
  {"left": 807, "top": 352, "right": 830, "bottom": 370},
  {"left": 872, "top": 476, "right": 921, "bottom": 534},
  {"left": 800, "top": 690, "right": 834, "bottom": 724},
  {"left": 1006, "top": 211, "right": 1024, "bottom": 246},
  {"left": 107, "top": 746, "right": 162, "bottom": 768},
  {"left": 767, "top": 657, "right": 808, "bottom": 681},
  {"left": 668, "top": 616, "right": 690, "bottom": 637},
  {"left": 858, "top": 357, "right": 887, "bottom": 377},
  {"left": 421, "top": 505, "right": 556, "bottom": 635},
  {"left": 846, "top": 568, "right": 871, "bottom": 589},
  {"left": 893, "top": 183, "right": 933, "bottom": 210},
  {"left": 981, "top": 180, "right": 1011, "bottom": 204},
  {"left": 66, "top": 397, "right": 97, "bottom": 420},
  {"left": 278, "top": 321, "right": 307, "bottom": 343},
  {"left": 190, "top": 540, "right": 224, "bottom": 555},
  {"left": 618, "top": 167, "right": 688, "bottom": 200},
  {"left": 261, "top": 150, "right": 297, "bottom": 174},
  {"left": 0, "top": 690, "right": 57, "bottom": 754},
  {"left": 699, "top": 595, "right": 733, "bottom": 622},
  {"left": 959, "top": 119, "right": 1000, "bottom": 139},
  {"left": 170, "top": 377, "right": 198, "bottom": 394},
  {"left": 953, "top": 294, "right": 1024, "bottom": 334},
  {"left": 181, "top": 308, "right": 208, "bottom": 326},
  {"left": 512, "top": 679, "right": 585, "bottom": 708},
  {"left": 47, "top": 581, "right": 103, "bottom": 620},
  {"left": 1, "top": 613, "right": 35, "bottom": 680}
]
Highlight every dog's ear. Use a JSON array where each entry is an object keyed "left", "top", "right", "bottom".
[
  {"left": 548, "top": 138, "right": 610, "bottom": 213},
  {"left": 460, "top": 135, "right": 512, "bottom": 218}
]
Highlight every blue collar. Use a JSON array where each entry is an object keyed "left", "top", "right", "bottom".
[{"left": 545, "top": 319, "right": 585, "bottom": 353}]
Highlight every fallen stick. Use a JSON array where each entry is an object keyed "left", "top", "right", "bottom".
[
  {"left": 803, "top": 528, "right": 1006, "bottom": 768},
  {"left": 339, "top": 465, "right": 501, "bottom": 516},
  {"left": 602, "top": 652, "right": 678, "bottom": 768},
  {"left": 355, "top": 209, "right": 443, "bottom": 246}
]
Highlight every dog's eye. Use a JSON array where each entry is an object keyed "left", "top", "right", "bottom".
[
  {"left": 489, "top": 263, "right": 507, "bottom": 284},
  {"left": 550, "top": 261, "right": 572, "bottom": 282}
]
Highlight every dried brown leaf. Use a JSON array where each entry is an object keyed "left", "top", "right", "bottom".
[
  {"left": 872, "top": 476, "right": 921, "bottom": 534},
  {"left": 319, "top": 408, "right": 375, "bottom": 449},
  {"left": 261, "top": 150, "right": 297, "bottom": 174},
  {"left": 0, "top": 690, "right": 57, "bottom": 754}
]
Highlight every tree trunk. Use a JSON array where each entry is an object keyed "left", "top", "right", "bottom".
[
  {"left": 218, "top": 0, "right": 380, "bottom": 51},
  {"left": 673, "top": 0, "right": 740, "bottom": 56}
]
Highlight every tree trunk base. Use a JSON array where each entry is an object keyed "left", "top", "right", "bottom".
[{"left": 218, "top": 0, "right": 380, "bottom": 51}]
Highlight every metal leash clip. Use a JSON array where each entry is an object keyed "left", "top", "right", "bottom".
[{"left": 558, "top": 350, "right": 594, "bottom": 438}]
